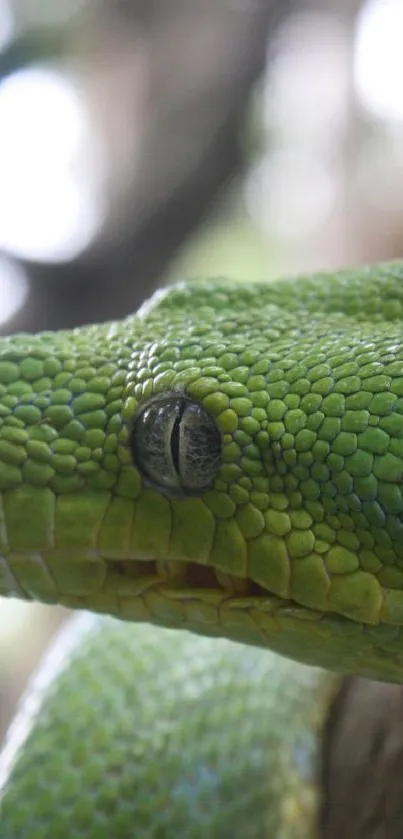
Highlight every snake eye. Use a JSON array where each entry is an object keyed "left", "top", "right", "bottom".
[{"left": 130, "top": 395, "right": 222, "bottom": 497}]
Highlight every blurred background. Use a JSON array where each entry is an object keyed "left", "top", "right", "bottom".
[{"left": 1, "top": 0, "right": 403, "bottom": 738}]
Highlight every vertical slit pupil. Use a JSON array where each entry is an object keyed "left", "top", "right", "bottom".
[
  {"left": 131, "top": 395, "right": 221, "bottom": 497},
  {"left": 170, "top": 405, "right": 183, "bottom": 475}
]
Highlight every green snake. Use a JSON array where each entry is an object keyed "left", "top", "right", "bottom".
[{"left": 1, "top": 261, "right": 403, "bottom": 837}]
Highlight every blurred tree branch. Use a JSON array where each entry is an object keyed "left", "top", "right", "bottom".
[
  {"left": 320, "top": 677, "right": 403, "bottom": 838},
  {"left": 3, "top": 0, "right": 290, "bottom": 333}
]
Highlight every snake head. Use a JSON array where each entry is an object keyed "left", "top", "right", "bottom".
[{"left": 2, "top": 268, "right": 403, "bottom": 681}]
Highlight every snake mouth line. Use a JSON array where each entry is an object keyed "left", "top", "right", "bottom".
[
  {"left": 103, "top": 556, "right": 294, "bottom": 610},
  {"left": 2, "top": 552, "right": 391, "bottom": 629},
  {"left": 100, "top": 558, "right": 394, "bottom": 630},
  {"left": 1, "top": 551, "right": 294, "bottom": 614}
]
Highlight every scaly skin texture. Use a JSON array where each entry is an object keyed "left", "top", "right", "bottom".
[
  {"left": 1, "top": 261, "right": 403, "bottom": 835},
  {"left": 0, "top": 616, "right": 328, "bottom": 839}
]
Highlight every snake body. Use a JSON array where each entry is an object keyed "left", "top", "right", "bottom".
[{"left": 1, "top": 261, "right": 403, "bottom": 835}]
